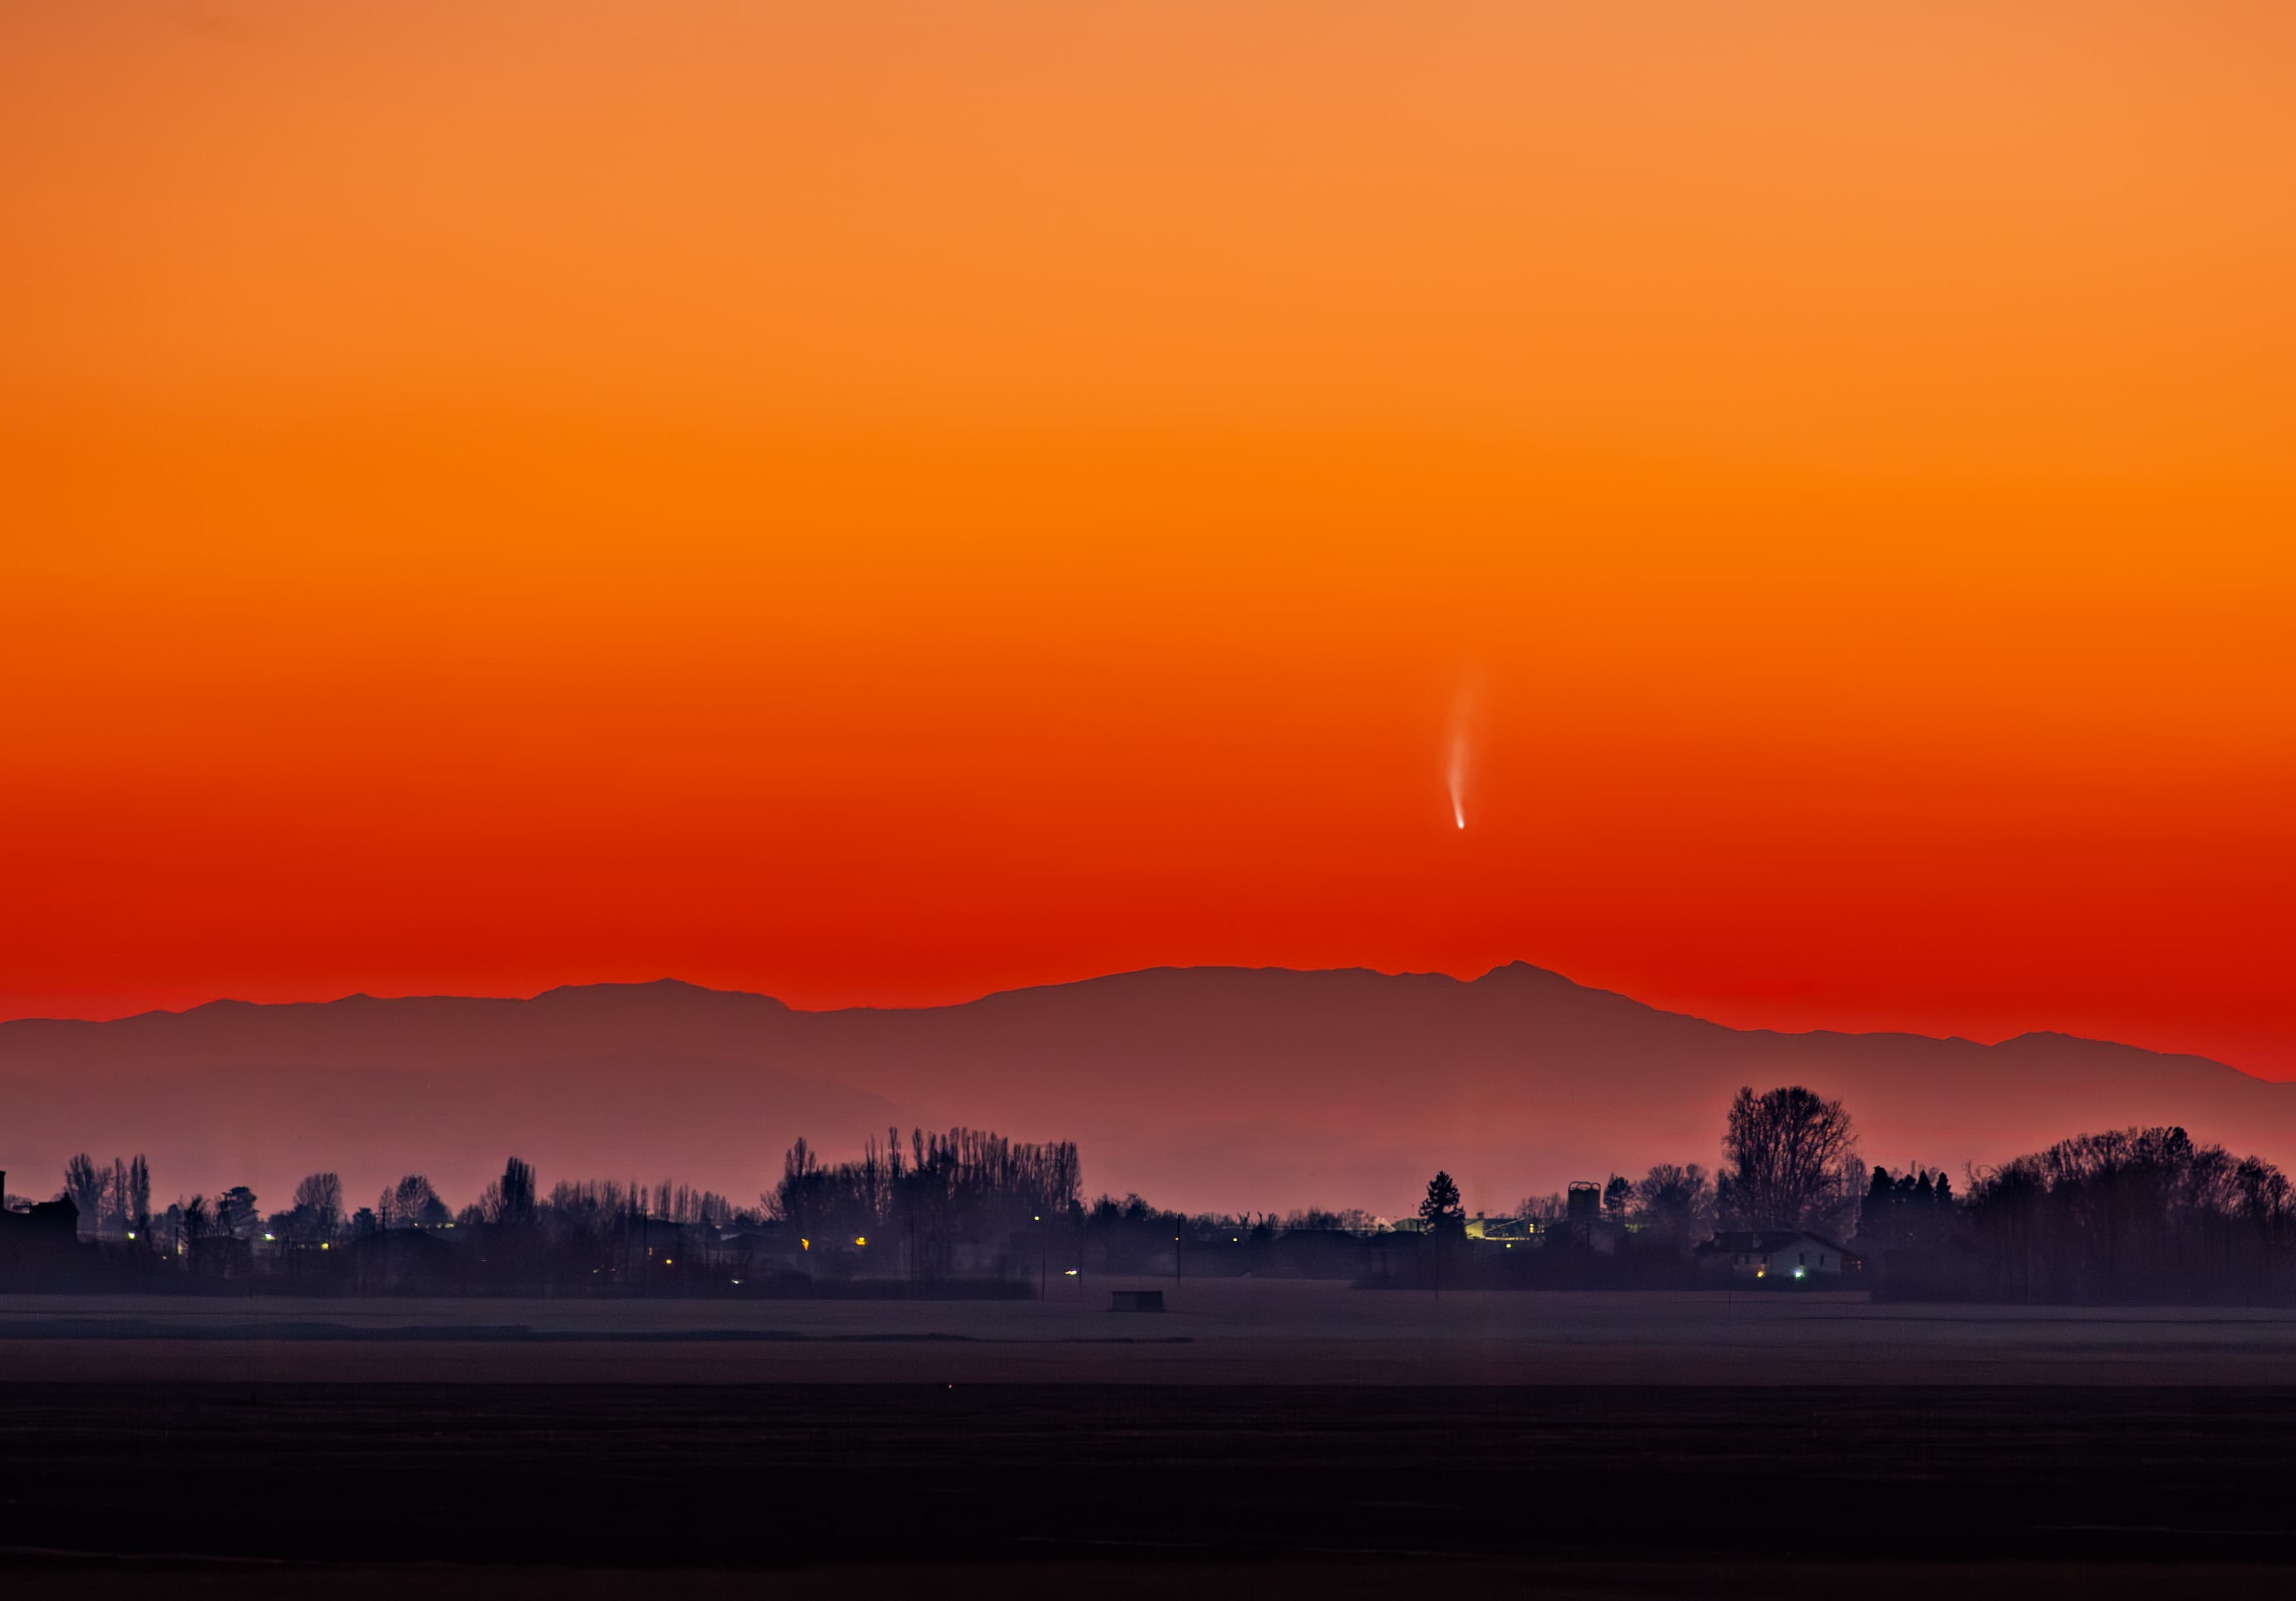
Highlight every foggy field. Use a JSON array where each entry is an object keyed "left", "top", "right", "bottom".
[{"left": 7, "top": 1279, "right": 2296, "bottom": 1383}]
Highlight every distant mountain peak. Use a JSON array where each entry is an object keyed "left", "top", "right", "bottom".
[{"left": 0, "top": 958, "right": 2282, "bottom": 1219}]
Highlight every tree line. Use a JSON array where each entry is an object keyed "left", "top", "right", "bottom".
[
  {"left": 1495, "top": 1084, "right": 1862, "bottom": 1248},
  {"left": 14, "top": 1086, "right": 2296, "bottom": 1301},
  {"left": 9, "top": 1127, "right": 1081, "bottom": 1294}
]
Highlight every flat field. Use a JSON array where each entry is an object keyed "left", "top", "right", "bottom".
[
  {"left": 7, "top": 1285, "right": 2296, "bottom": 1595},
  {"left": 5, "top": 1279, "right": 2296, "bottom": 1382}
]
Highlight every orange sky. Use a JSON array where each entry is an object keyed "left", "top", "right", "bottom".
[{"left": 3, "top": 3, "right": 2291, "bottom": 1077}]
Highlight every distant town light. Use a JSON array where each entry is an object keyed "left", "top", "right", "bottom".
[
  {"left": 664, "top": 1259, "right": 674, "bottom": 1267},
  {"left": 854, "top": 1236, "right": 866, "bottom": 1246}
]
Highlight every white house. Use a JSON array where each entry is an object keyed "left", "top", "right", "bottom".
[{"left": 1696, "top": 1229, "right": 1857, "bottom": 1282}]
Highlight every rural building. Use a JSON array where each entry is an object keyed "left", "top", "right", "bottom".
[
  {"left": 0, "top": 1173, "right": 86, "bottom": 1288},
  {"left": 1696, "top": 1229, "right": 1859, "bottom": 1282},
  {"left": 1267, "top": 1227, "right": 1371, "bottom": 1278}
]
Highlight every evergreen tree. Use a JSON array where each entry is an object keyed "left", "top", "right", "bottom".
[{"left": 1419, "top": 1171, "right": 1465, "bottom": 1236}]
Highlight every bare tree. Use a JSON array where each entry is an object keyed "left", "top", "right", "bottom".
[
  {"left": 1720, "top": 1085, "right": 1859, "bottom": 1232},
  {"left": 765, "top": 1127, "right": 1084, "bottom": 1283},
  {"left": 1283, "top": 1206, "right": 1376, "bottom": 1233},
  {"left": 127, "top": 1156, "right": 152, "bottom": 1235},
  {"left": 1633, "top": 1163, "right": 1716, "bottom": 1250},
  {"left": 2235, "top": 1156, "right": 2292, "bottom": 1238},
  {"left": 1513, "top": 1191, "right": 1566, "bottom": 1224},
  {"left": 179, "top": 1194, "right": 210, "bottom": 1269},
  {"left": 292, "top": 1172, "right": 344, "bottom": 1240},
  {"left": 770, "top": 1137, "right": 826, "bottom": 1238},
  {"left": 498, "top": 1158, "right": 537, "bottom": 1225},
  {"left": 389, "top": 1174, "right": 445, "bottom": 1229},
  {"left": 63, "top": 1153, "right": 107, "bottom": 1238},
  {"left": 1963, "top": 1127, "right": 2296, "bottom": 1302}
]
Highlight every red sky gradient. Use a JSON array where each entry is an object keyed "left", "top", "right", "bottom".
[{"left": 3, "top": 5, "right": 2291, "bottom": 1076}]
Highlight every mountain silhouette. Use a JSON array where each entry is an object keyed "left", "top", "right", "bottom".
[{"left": 5, "top": 963, "right": 2290, "bottom": 1217}]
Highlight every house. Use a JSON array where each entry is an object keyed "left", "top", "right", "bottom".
[
  {"left": 1696, "top": 1229, "right": 1859, "bottom": 1282},
  {"left": 1266, "top": 1228, "right": 1371, "bottom": 1278},
  {"left": 0, "top": 1172, "right": 86, "bottom": 1288},
  {"left": 340, "top": 1227, "right": 463, "bottom": 1294}
]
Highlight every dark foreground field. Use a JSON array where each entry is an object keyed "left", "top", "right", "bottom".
[
  {"left": 8, "top": 1291, "right": 2296, "bottom": 1594},
  {"left": 7, "top": 1382, "right": 2296, "bottom": 1596}
]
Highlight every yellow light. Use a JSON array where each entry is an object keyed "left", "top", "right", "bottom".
[
  {"left": 320, "top": 1242, "right": 329, "bottom": 1250},
  {"left": 127, "top": 1231, "right": 136, "bottom": 1240},
  {"left": 854, "top": 1236, "right": 866, "bottom": 1247},
  {"left": 801, "top": 1238, "right": 809, "bottom": 1250},
  {"left": 665, "top": 1259, "right": 674, "bottom": 1267}
]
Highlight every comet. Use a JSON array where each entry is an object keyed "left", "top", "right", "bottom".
[{"left": 1447, "top": 675, "right": 1476, "bottom": 829}]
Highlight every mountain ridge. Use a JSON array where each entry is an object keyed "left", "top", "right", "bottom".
[
  {"left": 3, "top": 963, "right": 2284, "bottom": 1215},
  {"left": 7, "top": 962, "right": 2247, "bottom": 1072}
]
